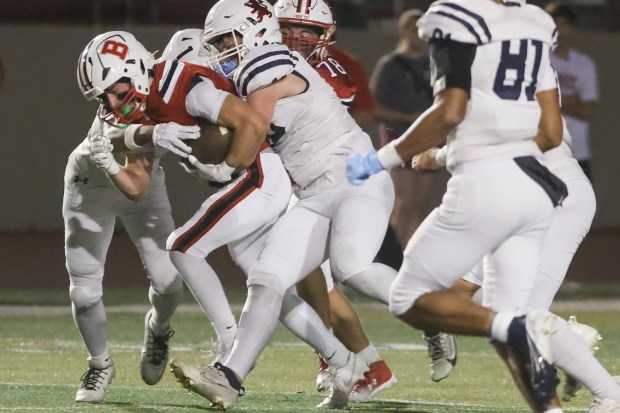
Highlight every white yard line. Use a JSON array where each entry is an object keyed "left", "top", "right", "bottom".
[{"left": 2, "top": 299, "right": 620, "bottom": 317}]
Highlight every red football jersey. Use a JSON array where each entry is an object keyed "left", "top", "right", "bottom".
[
  {"left": 327, "top": 46, "right": 374, "bottom": 113},
  {"left": 142, "top": 60, "right": 235, "bottom": 126},
  {"left": 313, "top": 55, "right": 357, "bottom": 109}
]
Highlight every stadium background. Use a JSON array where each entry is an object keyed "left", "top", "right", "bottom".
[{"left": 0, "top": 0, "right": 618, "bottom": 289}]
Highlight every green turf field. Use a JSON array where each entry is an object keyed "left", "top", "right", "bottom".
[{"left": 1, "top": 287, "right": 619, "bottom": 412}]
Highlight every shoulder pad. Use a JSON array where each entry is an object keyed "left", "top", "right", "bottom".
[
  {"left": 234, "top": 44, "right": 299, "bottom": 97},
  {"left": 419, "top": 0, "right": 493, "bottom": 45}
]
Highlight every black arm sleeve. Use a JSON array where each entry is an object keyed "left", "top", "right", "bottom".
[{"left": 428, "top": 39, "right": 477, "bottom": 96}]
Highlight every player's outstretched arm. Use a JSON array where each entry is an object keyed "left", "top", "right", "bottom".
[
  {"left": 346, "top": 88, "right": 466, "bottom": 186},
  {"left": 103, "top": 122, "right": 199, "bottom": 157},
  {"left": 534, "top": 88, "right": 563, "bottom": 153}
]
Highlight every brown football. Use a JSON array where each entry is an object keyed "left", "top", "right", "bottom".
[{"left": 183, "top": 119, "right": 232, "bottom": 165}]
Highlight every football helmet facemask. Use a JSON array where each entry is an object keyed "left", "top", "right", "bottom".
[
  {"left": 275, "top": 0, "right": 335, "bottom": 64},
  {"left": 77, "top": 31, "right": 153, "bottom": 127},
  {"left": 201, "top": 0, "right": 282, "bottom": 78}
]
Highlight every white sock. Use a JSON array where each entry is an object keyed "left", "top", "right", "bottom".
[
  {"left": 490, "top": 312, "right": 515, "bottom": 343},
  {"left": 72, "top": 300, "right": 108, "bottom": 359},
  {"left": 343, "top": 263, "right": 396, "bottom": 305},
  {"left": 88, "top": 352, "right": 112, "bottom": 369},
  {"left": 357, "top": 344, "right": 381, "bottom": 365},
  {"left": 212, "top": 320, "right": 237, "bottom": 346},
  {"left": 551, "top": 317, "right": 620, "bottom": 400},
  {"left": 279, "top": 290, "right": 349, "bottom": 368},
  {"left": 148, "top": 286, "right": 183, "bottom": 334},
  {"left": 543, "top": 408, "right": 563, "bottom": 413},
  {"left": 225, "top": 285, "right": 282, "bottom": 380},
  {"left": 168, "top": 251, "right": 236, "bottom": 342}
]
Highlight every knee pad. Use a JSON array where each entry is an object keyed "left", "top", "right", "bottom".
[
  {"left": 67, "top": 258, "right": 103, "bottom": 309},
  {"left": 247, "top": 271, "right": 286, "bottom": 296},
  {"left": 331, "top": 253, "right": 372, "bottom": 283},
  {"left": 69, "top": 283, "right": 103, "bottom": 309},
  {"left": 144, "top": 253, "right": 183, "bottom": 295},
  {"left": 388, "top": 272, "right": 437, "bottom": 316}
]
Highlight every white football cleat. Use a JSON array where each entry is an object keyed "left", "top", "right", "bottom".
[
  {"left": 170, "top": 359, "right": 243, "bottom": 410},
  {"left": 316, "top": 352, "right": 368, "bottom": 409},
  {"left": 562, "top": 315, "right": 603, "bottom": 402},
  {"left": 589, "top": 397, "right": 620, "bottom": 413},
  {"left": 140, "top": 309, "right": 174, "bottom": 385},
  {"left": 75, "top": 358, "right": 115, "bottom": 403},
  {"left": 424, "top": 332, "right": 457, "bottom": 382}
]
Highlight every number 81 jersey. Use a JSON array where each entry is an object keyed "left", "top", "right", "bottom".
[{"left": 418, "top": 0, "right": 557, "bottom": 168}]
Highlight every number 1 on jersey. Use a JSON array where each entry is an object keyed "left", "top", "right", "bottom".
[{"left": 493, "top": 39, "right": 543, "bottom": 101}]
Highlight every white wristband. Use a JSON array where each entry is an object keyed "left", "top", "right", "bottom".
[
  {"left": 105, "top": 161, "right": 121, "bottom": 176},
  {"left": 377, "top": 142, "right": 404, "bottom": 170},
  {"left": 123, "top": 124, "right": 142, "bottom": 151},
  {"left": 434, "top": 146, "right": 447, "bottom": 167},
  {"left": 219, "top": 160, "right": 236, "bottom": 176}
]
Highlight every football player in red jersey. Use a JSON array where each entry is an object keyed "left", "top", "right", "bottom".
[
  {"left": 71, "top": 30, "right": 276, "bottom": 403},
  {"left": 275, "top": 0, "right": 397, "bottom": 402},
  {"left": 75, "top": 30, "right": 365, "bottom": 405}
]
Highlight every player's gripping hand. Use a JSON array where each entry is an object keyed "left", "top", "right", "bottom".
[
  {"left": 411, "top": 148, "right": 441, "bottom": 171},
  {"left": 186, "top": 155, "right": 236, "bottom": 183},
  {"left": 87, "top": 134, "right": 120, "bottom": 175},
  {"left": 152, "top": 122, "right": 200, "bottom": 157},
  {"left": 346, "top": 149, "right": 384, "bottom": 185}
]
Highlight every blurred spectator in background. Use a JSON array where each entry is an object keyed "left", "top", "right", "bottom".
[
  {"left": 369, "top": 8, "right": 436, "bottom": 245},
  {"left": 546, "top": 2, "right": 599, "bottom": 181}
]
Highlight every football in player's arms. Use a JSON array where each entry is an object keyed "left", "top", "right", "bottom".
[{"left": 182, "top": 119, "right": 232, "bottom": 167}]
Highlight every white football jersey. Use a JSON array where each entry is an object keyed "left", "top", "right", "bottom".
[
  {"left": 64, "top": 115, "right": 166, "bottom": 188},
  {"left": 234, "top": 43, "right": 373, "bottom": 195},
  {"left": 418, "top": 0, "right": 557, "bottom": 169}
]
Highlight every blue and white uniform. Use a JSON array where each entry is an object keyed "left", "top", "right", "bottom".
[
  {"left": 462, "top": 63, "right": 596, "bottom": 310},
  {"left": 233, "top": 43, "right": 395, "bottom": 294},
  {"left": 389, "top": 0, "right": 567, "bottom": 315}
]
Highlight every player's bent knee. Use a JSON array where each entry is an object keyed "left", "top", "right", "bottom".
[
  {"left": 145, "top": 253, "right": 183, "bottom": 294},
  {"left": 332, "top": 254, "right": 372, "bottom": 281},
  {"left": 389, "top": 278, "right": 424, "bottom": 317},
  {"left": 69, "top": 284, "right": 103, "bottom": 309},
  {"left": 247, "top": 271, "right": 286, "bottom": 297},
  {"left": 67, "top": 259, "right": 104, "bottom": 309}
]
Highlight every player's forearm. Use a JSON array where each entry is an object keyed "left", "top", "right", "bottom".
[
  {"left": 225, "top": 121, "right": 268, "bottom": 170},
  {"left": 107, "top": 168, "right": 151, "bottom": 201},
  {"left": 391, "top": 98, "right": 462, "bottom": 163},
  {"left": 535, "top": 89, "right": 563, "bottom": 152},
  {"left": 105, "top": 125, "right": 156, "bottom": 152}
]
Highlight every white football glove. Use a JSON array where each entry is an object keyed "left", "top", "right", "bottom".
[
  {"left": 152, "top": 122, "right": 200, "bottom": 157},
  {"left": 87, "top": 134, "right": 120, "bottom": 175},
  {"left": 186, "top": 155, "right": 236, "bottom": 183}
]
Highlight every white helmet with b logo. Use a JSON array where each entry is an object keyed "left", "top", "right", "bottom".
[
  {"left": 275, "top": 0, "right": 335, "bottom": 63},
  {"left": 77, "top": 31, "right": 153, "bottom": 125}
]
